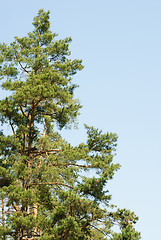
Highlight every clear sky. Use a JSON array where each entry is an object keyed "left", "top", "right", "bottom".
[{"left": 1, "top": 1, "right": 161, "bottom": 239}]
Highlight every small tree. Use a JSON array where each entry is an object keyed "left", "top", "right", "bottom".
[{"left": 0, "top": 9, "right": 141, "bottom": 240}]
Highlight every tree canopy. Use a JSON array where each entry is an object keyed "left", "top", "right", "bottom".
[{"left": 0, "top": 9, "right": 141, "bottom": 240}]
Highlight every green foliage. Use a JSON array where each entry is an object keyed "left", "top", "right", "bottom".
[
  {"left": 0, "top": 9, "right": 141, "bottom": 240},
  {"left": 90, "top": 229, "right": 107, "bottom": 240}
]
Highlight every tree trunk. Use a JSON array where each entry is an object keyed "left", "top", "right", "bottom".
[
  {"left": 1, "top": 190, "right": 5, "bottom": 240},
  {"left": 33, "top": 203, "right": 38, "bottom": 237}
]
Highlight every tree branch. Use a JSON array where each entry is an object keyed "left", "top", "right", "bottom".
[
  {"left": 53, "top": 162, "right": 91, "bottom": 168},
  {"left": 31, "top": 149, "right": 60, "bottom": 156},
  {"left": 12, "top": 202, "right": 19, "bottom": 212},
  {"left": 33, "top": 182, "right": 73, "bottom": 189},
  {"left": 18, "top": 61, "right": 29, "bottom": 73},
  {"left": 57, "top": 229, "right": 70, "bottom": 239},
  {"left": 19, "top": 105, "right": 28, "bottom": 118},
  {"left": 9, "top": 117, "right": 16, "bottom": 135}
]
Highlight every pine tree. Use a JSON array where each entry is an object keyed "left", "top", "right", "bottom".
[{"left": 0, "top": 9, "right": 141, "bottom": 240}]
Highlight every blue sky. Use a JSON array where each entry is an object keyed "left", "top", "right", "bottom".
[{"left": 1, "top": 1, "right": 161, "bottom": 239}]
